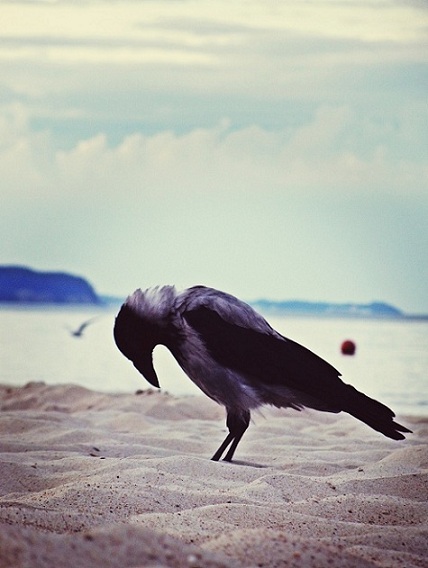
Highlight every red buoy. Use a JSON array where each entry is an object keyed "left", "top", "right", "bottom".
[{"left": 341, "top": 340, "right": 356, "bottom": 356}]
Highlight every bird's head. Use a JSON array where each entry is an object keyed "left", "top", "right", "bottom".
[{"left": 113, "top": 302, "right": 161, "bottom": 388}]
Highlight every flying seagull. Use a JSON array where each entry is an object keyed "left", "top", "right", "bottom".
[
  {"left": 68, "top": 317, "right": 98, "bottom": 338},
  {"left": 113, "top": 285, "right": 411, "bottom": 462}
]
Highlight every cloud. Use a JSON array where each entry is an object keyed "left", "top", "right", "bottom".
[
  {"left": 1, "top": 0, "right": 426, "bottom": 144},
  {"left": 1, "top": 1, "right": 426, "bottom": 68},
  {"left": 1, "top": 102, "right": 427, "bottom": 206}
]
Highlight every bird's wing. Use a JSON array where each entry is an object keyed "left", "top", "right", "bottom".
[
  {"left": 183, "top": 305, "right": 348, "bottom": 407},
  {"left": 182, "top": 286, "right": 276, "bottom": 335},
  {"left": 78, "top": 317, "right": 98, "bottom": 332}
]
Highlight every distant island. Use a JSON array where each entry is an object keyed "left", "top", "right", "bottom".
[
  {"left": 251, "top": 299, "right": 403, "bottom": 318},
  {"left": 0, "top": 266, "right": 100, "bottom": 304}
]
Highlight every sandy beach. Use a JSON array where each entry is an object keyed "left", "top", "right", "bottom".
[{"left": 0, "top": 381, "right": 427, "bottom": 567}]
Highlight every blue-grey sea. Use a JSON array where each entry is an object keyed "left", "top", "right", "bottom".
[{"left": 1, "top": 305, "right": 427, "bottom": 417}]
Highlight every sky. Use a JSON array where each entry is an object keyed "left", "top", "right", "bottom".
[{"left": 1, "top": 0, "right": 427, "bottom": 313}]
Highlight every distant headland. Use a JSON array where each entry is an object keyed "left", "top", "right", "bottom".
[
  {"left": 251, "top": 299, "right": 405, "bottom": 319},
  {"left": 0, "top": 266, "right": 100, "bottom": 304}
]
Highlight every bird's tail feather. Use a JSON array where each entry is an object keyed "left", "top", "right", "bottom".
[{"left": 343, "top": 385, "right": 412, "bottom": 440}]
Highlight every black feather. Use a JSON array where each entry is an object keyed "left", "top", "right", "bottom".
[{"left": 184, "top": 306, "right": 342, "bottom": 399}]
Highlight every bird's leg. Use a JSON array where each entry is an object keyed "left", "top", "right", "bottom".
[
  {"left": 211, "top": 410, "right": 250, "bottom": 462},
  {"left": 211, "top": 432, "right": 234, "bottom": 462},
  {"left": 223, "top": 428, "right": 246, "bottom": 462}
]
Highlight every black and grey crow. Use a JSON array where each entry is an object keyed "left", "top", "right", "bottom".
[{"left": 113, "top": 285, "right": 411, "bottom": 462}]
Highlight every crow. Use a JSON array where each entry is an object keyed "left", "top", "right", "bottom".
[{"left": 113, "top": 285, "right": 411, "bottom": 462}]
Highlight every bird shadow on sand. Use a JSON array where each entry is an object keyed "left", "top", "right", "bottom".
[{"left": 220, "top": 459, "right": 268, "bottom": 469}]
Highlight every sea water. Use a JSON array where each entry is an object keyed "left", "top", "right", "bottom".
[{"left": 0, "top": 305, "right": 427, "bottom": 417}]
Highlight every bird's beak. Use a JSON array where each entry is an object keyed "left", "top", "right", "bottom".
[{"left": 132, "top": 352, "right": 160, "bottom": 388}]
